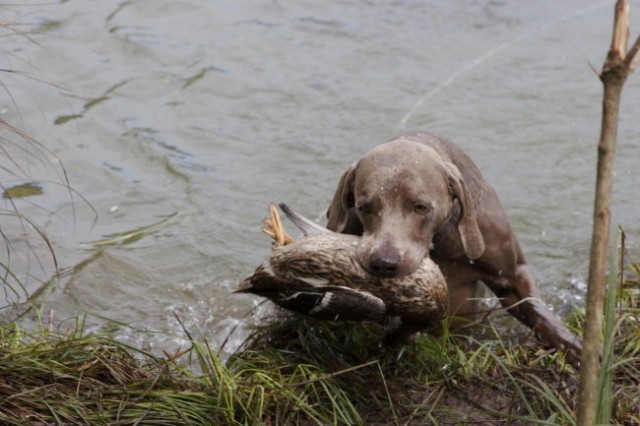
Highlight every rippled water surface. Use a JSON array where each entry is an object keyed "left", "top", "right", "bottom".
[{"left": 2, "top": 1, "right": 639, "bottom": 353}]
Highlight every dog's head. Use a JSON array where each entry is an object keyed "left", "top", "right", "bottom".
[{"left": 327, "top": 139, "right": 484, "bottom": 277}]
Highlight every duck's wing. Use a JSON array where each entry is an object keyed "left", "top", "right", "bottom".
[
  {"left": 270, "top": 285, "right": 386, "bottom": 322},
  {"left": 236, "top": 267, "right": 386, "bottom": 322},
  {"left": 279, "top": 203, "right": 329, "bottom": 236}
]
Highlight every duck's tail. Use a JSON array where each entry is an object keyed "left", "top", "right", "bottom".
[{"left": 278, "top": 203, "right": 329, "bottom": 236}]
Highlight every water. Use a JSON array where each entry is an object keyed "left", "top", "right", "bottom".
[{"left": 1, "top": 0, "right": 638, "bottom": 354}]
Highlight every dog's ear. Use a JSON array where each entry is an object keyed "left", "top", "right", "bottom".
[
  {"left": 445, "top": 163, "right": 485, "bottom": 260},
  {"left": 326, "top": 161, "right": 360, "bottom": 234}
]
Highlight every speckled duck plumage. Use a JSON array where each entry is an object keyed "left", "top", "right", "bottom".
[{"left": 236, "top": 203, "right": 448, "bottom": 334}]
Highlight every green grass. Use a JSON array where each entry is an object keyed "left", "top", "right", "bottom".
[
  {"left": 1, "top": 293, "right": 638, "bottom": 426},
  {"left": 0, "top": 254, "right": 638, "bottom": 425}
]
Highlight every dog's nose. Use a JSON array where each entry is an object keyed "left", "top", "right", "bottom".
[{"left": 368, "top": 251, "right": 401, "bottom": 277}]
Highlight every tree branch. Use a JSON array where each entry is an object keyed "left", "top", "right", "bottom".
[
  {"left": 624, "top": 34, "right": 640, "bottom": 71},
  {"left": 610, "top": 0, "right": 629, "bottom": 61},
  {"left": 576, "top": 1, "right": 638, "bottom": 425}
]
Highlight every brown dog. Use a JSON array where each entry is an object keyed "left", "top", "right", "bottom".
[{"left": 326, "top": 132, "right": 582, "bottom": 364}]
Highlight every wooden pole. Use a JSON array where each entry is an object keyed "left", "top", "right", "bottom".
[{"left": 576, "top": 1, "right": 640, "bottom": 425}]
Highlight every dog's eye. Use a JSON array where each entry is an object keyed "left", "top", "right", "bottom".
[
  {"left": 413, "top": 202, "right": 431, "bottom": 215},
  {"left": 357, "top": 203, "right": 372, "bottom": 215}
]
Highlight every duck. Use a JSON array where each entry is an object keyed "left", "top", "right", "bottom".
[{"left": 235, "top": 203, "right": 448, "bottom": 336}]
